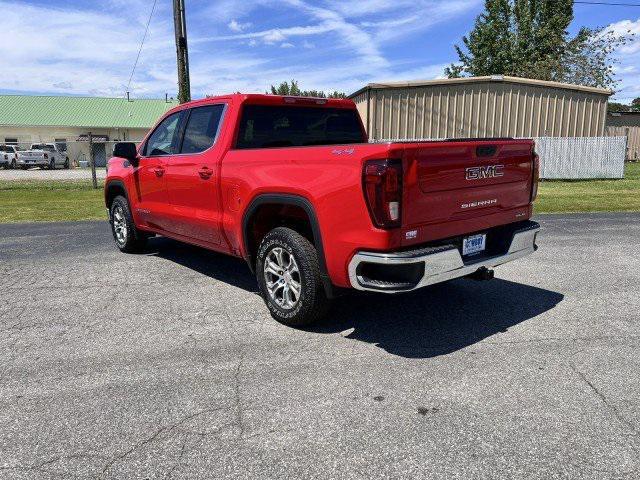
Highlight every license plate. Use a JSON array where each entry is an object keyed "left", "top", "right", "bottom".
[{"left": 463, "top": 233, "right": 486, "bottom": 256}]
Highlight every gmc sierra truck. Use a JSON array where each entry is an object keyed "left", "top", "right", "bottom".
[{"left": 105, "top": 94, "right": 540, "bottom": 326}]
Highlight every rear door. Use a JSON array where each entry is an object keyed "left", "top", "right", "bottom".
[
  {"left": 133, "top": 110, "right": 184, "bottom": 230},
  {"left": 402, "top": 139, "right": 534, "bottom": 227},
  {"left": 163, "top": 104, "right": 226, "bottom": 244}
]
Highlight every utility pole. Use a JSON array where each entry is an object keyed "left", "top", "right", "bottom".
[{"left": 173, "top": 0, "right": 191, "bottom": 103}]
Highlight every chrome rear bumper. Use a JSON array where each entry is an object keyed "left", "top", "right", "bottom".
[{"left": 348, "top": 222, "right": 540, "bottom": 293}]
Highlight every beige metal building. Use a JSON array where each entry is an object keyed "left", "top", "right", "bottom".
[
  {"left": 606, "top": 112, "right": 640, "bottom": 161},
  {"left": 349, "top": 75, "right": 612, "bottom": 141}
]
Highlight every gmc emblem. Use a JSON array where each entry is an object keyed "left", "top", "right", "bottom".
[{"left": 465, "top": 165, "right": 504, "bottom": 180}]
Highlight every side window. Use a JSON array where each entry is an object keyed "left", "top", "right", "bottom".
[
  {"left": 144, "top": 112, "right": 182, "bottom": 156},
  {"left": 180, "top": 105, "right": 225, "bottom": 154}
]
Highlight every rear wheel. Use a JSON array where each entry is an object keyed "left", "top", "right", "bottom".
[
  {"left": 64, "top": 158, "right": 70, "bottom": 169},
  {"left": 49, "top": 159, "right": 55, "bottom": 170},
  {"left": 10, "top": 159, "right": 16, "bottom": 169},
  {"left": 109, "top": 195, "right": 147, "bottom": 253},
  {"left": 256, "top": 227, "right": 331, "bottom": 327}
]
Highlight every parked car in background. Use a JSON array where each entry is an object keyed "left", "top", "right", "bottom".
[
  {"left": 0, "top": 144, "right": 22, "bottom": 169},
  {"left": 18, "top": 143, "right": 69, "bottom": 169},
  {"left": 105, "top": 94, "right": 540, "bottom": 327}
]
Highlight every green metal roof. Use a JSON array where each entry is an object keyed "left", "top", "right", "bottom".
[{"left": 0, "top": 95, "right": 178, "bottom": 129}]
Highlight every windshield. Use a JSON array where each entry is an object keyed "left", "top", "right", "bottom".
[
  {"left": 31, "top": 144, "right": 55, "bottom": 151},
  {"left": 235, "top": 105, "right": 365, "bottom": 149}
]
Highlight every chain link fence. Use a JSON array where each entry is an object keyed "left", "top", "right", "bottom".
[
  {"left": 0, "top": 140, "right": 143, "bottom": 184},
  {"left": 3, "top": 136, "right": 627, "bottom": 182},
  {"left": 535, "top": 136, "right": 626, "bottom": 180},
  {"left": 373, "top": 136, "right": 627, "bottom": 180}
]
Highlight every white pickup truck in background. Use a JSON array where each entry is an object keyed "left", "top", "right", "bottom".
[
  {"left": 17, "top": 143, "right": 69, "bottom": 170},
  {"left": 0, "top": 145, "right": 22, "bottom": 169}
]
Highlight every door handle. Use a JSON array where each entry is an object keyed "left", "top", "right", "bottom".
[
  {"left": 198, "top": 166, "right": 213, "bottom": 179},
  {"left": 153, "top": 167, "right": 165, "bottom": 177}
]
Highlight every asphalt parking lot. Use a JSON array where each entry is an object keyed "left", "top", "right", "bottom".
[{"left": 1, "top": 213, "right": 639, "bottom": 479}]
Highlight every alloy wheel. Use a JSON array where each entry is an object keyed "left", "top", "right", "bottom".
[
  {"left": 263, "top": 247, "right": 301, "bottom": 310},
  {"left": 112, "top": 206, "right": 128, "bottom": 245}
]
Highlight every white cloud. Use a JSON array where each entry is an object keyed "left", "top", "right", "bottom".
[
  {"left": 263, "top": 30, "right": 288, "bottom": 43},
  {"left": 360, "top": 16, "right": 418, "bottom": 28},
  {"left": 606, "top": 17, "right": 640, "bottom": 102},
  {"left": 228, "top": 19, "right": 251, "bottom": 32},
  {"left": 0, "top": 0, "right": 177, "bottom": 97},
  {"left": 0, "top": 0, "right": 488, "bottom": 100}
]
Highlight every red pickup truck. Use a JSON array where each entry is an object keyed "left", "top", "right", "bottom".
[{"left": 105, "top": 94, "right": 540, "bottom": 326}]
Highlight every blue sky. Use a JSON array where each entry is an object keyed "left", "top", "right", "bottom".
[{"left": 1, "top": 0, "right": 639, "bottom": 102}]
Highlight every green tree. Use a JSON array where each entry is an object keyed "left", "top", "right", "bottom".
[
  {"left": 632, "top": 97, "right": 640, "bottom": 112},
  {"left": 268, "top": 80, "right": 346, "bottom": 98},
  {"left": 608, "top": 101, "right": 630, "bottom": 112},
  {"left": 446, "top": 0, "right": 632, "bottom": 89},
  {"left": 445, "top": 0, "right": 513, "bottom": 78}
]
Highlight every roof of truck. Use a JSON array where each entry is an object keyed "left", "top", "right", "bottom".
[{"left": 180, "top": 94, "right": 356, "bottom": 109}]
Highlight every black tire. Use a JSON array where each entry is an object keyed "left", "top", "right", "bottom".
[
  {"left": 64, "top": 158, "right": 70, "bottom": 169},
  {"left": 256, "top": 227, "right": 331, "bottom": 327},
  {"left": 49, "top": 159, "right": 55, "bottom": 170},
  {"left": 10, "top": 159, "right": 16, "bottom": 169},
  {"left": 109, "top": 195, "right": 147, "bottom": 253}
]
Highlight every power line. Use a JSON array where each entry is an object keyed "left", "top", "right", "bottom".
[
  {"left": 126, "top": 0, "right": 158, "bottom": 96},
  {"left": 575, "top": 1, "right": 640, "bottom": 6}
]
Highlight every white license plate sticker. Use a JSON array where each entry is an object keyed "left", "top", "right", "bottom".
[{"left": 463, "top": 234, "right": 486, "bottom": 256}]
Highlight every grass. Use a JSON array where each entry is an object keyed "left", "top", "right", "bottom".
[
  {"left": 0, "top": 163, "right": 639, "bottom": 223},
  {"left": 535, "top": 162, "right": 640, "bottom": 214},
  {"left": 0, "top": 180, "right": 105, "bottom": 223}
]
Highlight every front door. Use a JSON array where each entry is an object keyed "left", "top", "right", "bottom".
[
  {"left": 132, "top": 111, "right": 183, "bottom": 231},
  {"left": 163, "top": 104, "right": 226, "bottom": 244}
]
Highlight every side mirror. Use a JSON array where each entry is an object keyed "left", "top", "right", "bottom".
[{"left": 113, "top": 142, "right": 139, "bottom": 167}]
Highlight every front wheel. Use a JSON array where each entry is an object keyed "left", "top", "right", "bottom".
[
  {"left": 256, "top": 227, "right": 331, "bottom": 327},
  {"left": 10, "top": 159, "right": 16, "bottom": 169},
  {"left": 64, "top": 158, "right": 69, "bottom": 169},
  {"left": 109, "top": 195, "right": 147, "bottom": 253}
]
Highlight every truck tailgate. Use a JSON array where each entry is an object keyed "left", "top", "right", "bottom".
[
  {"left": 20, "top": 152, "right": 45, "bottom": 160},
  {"left": 402, "top": 139, "right": 534, "bottom": 227}
]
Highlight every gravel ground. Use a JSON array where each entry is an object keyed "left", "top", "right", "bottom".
[
  {"left": 0, "top": 168, "right": 106, "bottom": 181},
  {"left": 0, "top": 213, "right": 638, "bottom": 479}
]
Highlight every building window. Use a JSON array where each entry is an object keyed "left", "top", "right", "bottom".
[
  {"left": 4, "top": 138, "right": 18, "bottom": 144},
  {"left": 55, "top": 138, "right": 67, "bottom": 152}
]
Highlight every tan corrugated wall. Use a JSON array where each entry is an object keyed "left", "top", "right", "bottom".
[
  {"left": 607, "top": 126, "right": 640, "bottom": 161},
  {"left": 352, "top": 82, "right": 609, "bottom": 140}
]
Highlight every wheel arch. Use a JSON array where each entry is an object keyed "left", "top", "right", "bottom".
[
  {"left": 242, "top": 193, "right": 335, "bottom": 298},
  {"left": 105, "top": 179, "right": 129, "bottom": 210}
]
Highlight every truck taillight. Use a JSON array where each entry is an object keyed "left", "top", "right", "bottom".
[
  {"left": 531, "top": 151, "right": 540, "bottom": 201},
  {"left": 43, "top": 153, "right": 48, "bottom": 159},
  {"left": 363, "top": 159, "right": 403, "bottom": 229}
]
